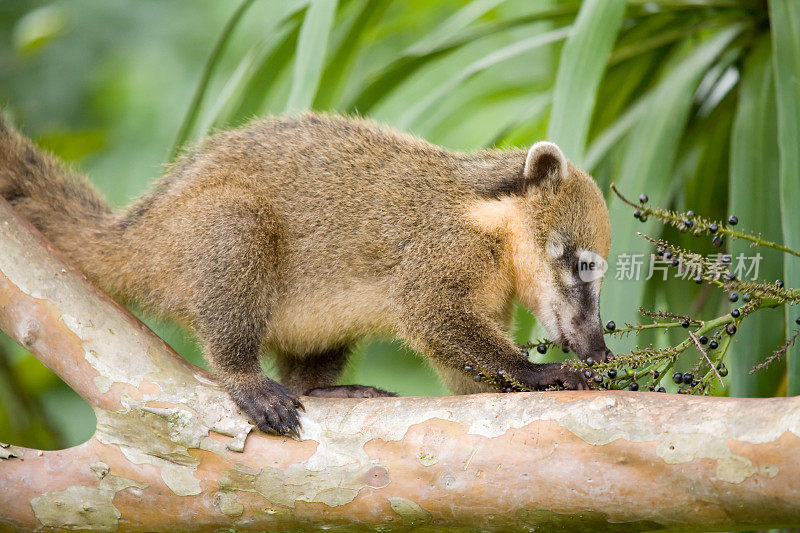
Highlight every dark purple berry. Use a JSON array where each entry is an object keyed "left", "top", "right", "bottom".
[
  {"left": 633, "top": 208, "right": 642, "bottom": 219},
  {"left": 728, "top": 215, "right": 738, "bottom": 225},
  {"left": 585, "top": 357, "right": 595, "bottom": 367},
  {"left": 639, "top": 193, "right": 649, "bottom": 203},
  {"left": 718, "top": 365, "right": 728, "bottom": 377},
  {"left": 593, "top": 374, "right": 603, "bottom": 383},
  {"left": 721, "top": 254, "right": 731, "bottom": 264},
  {"left": 537, "top": 343, "right": 548, "bottom": 354},
  {"left": 726, "top": 272, "right": 736, "bottom": 281},
  {"left": 729, "top": 293, "right": 739, "bottom": 302},
  {"left": 686, "top": 210, "right": 695, "bottom": 218},
  {"left": 743, "top": 293, "right": 751, "bottom": 302},
  {"left": 606, "top": 320, "right": 616, "bottom": 331},
  {"left": 629, "top": 382, "right": 639, "bottom": 391},
  {"left": 672, "top": 372, "right": 683, "bottom": 384},
  {"left": 726, "top": 323, "right": 737, "bottom": 335},
  {"left": 776, "top": 279, "right": 785, "bottom": 288},
  {"left": 664, "top": 251, "right": 673, "bottom": 260},
  {"left": 657, "top": 387, "right": 666, "bottom": 393},
  {"left": 653, "top": 370, "right": 660, "bottom": 379},
  {"left": 682, "top": 372, "right": 693, "bottom": 384},
  {"left": 473, "top": 374, "right": 482, "bottom": 382},
  {"left": 796, "top": 316, "right": 800, "bottom": 325},
  {"left": 731, "top": 309, "right": 740, "bottom": 318},
  {"left": 671, "top": 258, "right": 679, "bottom": 267},
  {"left": 699, "top": 335, "right": 708, "bottom": 344},
  {"left": 709, "top": 340, "right": 719, "bottom": 349},
  {"left": 681, "top": 319, "right": 690, "bottom": 328},
  {"left": 709, "top": 223, "right": 718, "bottom": 233},
  {"left": 684, "top": 219, "right": 694, "bottom": 228},
  {"left": 694, "top": 275, "right": 702, "bottom": 284},
  {"left": 464, "top": 365, "right": 473, "bottom": 372},
  {"left": 607, "top": 369, "right": 617, "bottom": 379},
  {"left": 712, "top": 235, "right": 723, "bottom": 247},
  {"left": 583, "top": 369, "right": 593, "bottom": 379}
]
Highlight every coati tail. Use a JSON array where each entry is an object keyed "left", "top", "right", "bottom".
[{"left": 0, "top": 113, "right": 125, "bottom": 291}]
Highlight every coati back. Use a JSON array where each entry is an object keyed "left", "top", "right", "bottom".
[{"left": 0, "top": 112, "right": 612, "bottom": 436}]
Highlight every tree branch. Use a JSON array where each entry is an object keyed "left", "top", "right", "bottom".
[{"left": 1, "top": 197, "right": 800, "bottom": 531}]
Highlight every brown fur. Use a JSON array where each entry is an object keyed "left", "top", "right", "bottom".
[{"left": 0, "top": 112, "right": 612, "bottom": 436}]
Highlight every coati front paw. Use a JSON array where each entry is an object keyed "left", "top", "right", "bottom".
[
  {"left": 228, "top": 377, "right": 304, "bottom": 437},
  {"left": 517, "top": 362, "right": 592, "bottom": 391},
  {"left": 304, "top": 385, "right": 397, "bottom": 398}
]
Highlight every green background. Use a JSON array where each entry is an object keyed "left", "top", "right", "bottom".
[{"left": 1, "top": 0, "right": 798, "bottom": 454}]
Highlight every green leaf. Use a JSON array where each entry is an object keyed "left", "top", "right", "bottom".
[
  {"left": 313, "top": 0, "right": 391, "bottom": 110},
  {"left": 230, "top": 15, "right": 304, "bottom": 120},
  {"left": 169, "top": 0, "right": 256, "bottom": 160},
  {"left": 346, "top": 4, "right": 581, "bottom": 114},
  {"left": 770, "top": 0, "right": 800, "bottom": 395},
  {"left": 728, "top": 37, "right": 786, "bottom": 397},
  {"left": 403, "top": 0, "right": 509, "bottom": 57},
  {"left": 547, "top": 0, "right": 626, "bottom": 162},
  {"left": 285, "top": 0, "right": 339, "bottom": 113},
  {"left": 601, "top": 27, "right": 743, "bottom": 351},
  {"left": 196, "top": 23, "right": 300, "bottom": 136},
  {"left": 395, "top": 25, "right": 572, "bottom": 130}
]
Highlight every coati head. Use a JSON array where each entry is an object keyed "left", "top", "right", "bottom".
[{"left": 469, "top": 142, "right": 613, "bottom": 363}]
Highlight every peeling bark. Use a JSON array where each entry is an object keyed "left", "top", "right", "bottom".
[{"left": 1, "top": 197, "right": 800, "bottom": 532}]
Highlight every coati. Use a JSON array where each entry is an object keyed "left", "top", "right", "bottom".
[{"left": 0, "top": 112, "right": 613, "bottom": 436}]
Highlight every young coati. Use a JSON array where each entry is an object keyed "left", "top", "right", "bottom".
[{"left": 0, "top": 112, "right": 612, "bottom": 436}]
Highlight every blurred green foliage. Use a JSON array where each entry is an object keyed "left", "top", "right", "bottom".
[{"left": 1, "top": 0, "right": 797, "bottom": 450}]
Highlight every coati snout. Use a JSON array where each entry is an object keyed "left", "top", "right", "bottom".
[{"left": 1, "top": 113, "right": 612, "bottom": 436}]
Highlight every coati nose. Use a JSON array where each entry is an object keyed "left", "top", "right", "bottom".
[{"left": 587, "top": 347, "right": 612, "bottom": 364}]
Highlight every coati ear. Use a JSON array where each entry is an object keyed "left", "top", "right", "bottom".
[{"left": 523, "top": 141, "right": 568, "bottom": 190}]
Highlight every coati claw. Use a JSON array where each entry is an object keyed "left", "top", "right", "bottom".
[
  {"left": 304, "top": 385, "right": 397, "bottom": 398},
  {"left": 229, "top": 377, "right": 304, "bottom": 437},
  {"left": 516, "top": 362, "right": 593, "bottom": 391}
]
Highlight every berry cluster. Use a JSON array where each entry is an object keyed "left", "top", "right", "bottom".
[{"left": 541, "top": 188, "right": 800, "bottom": 395}]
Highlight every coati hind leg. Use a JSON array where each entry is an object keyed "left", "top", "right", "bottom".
[
  {"left": 275, "top": 347, "right": 396, "bottom": 398},
  {"left": 187, "top": 195, "right": 302, "bottom": 436}
]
